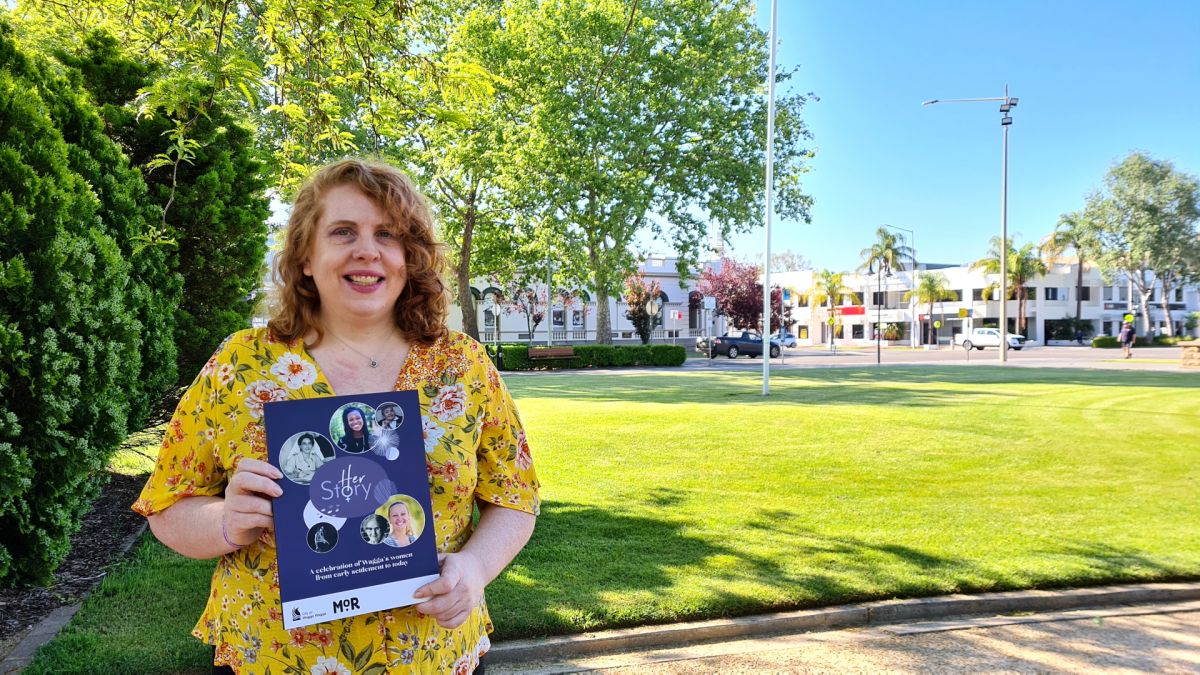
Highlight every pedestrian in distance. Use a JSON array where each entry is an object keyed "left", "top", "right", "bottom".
[{"left": 1119, "top": 322, "right": 1136, "bottom": 359}]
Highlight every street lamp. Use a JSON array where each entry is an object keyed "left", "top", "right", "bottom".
[
  {"left": 923, "top": 86, "right": 1018, "bottom": 363},
  {"left": 882, "top": 223, "right": 916, "bottom": 348},
  {"left": 868, "top": 260, "right": 892, "bottom": 365}
]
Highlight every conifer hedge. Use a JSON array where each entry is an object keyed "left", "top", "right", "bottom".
[{"left": 0, "top": 25, "right": 175, "bottom": 586}]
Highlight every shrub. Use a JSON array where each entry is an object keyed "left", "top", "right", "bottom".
[
  {"left": 57, "top": 31, "right": 269, "bottom": 382},
  {"left": 498, "top": 344, "right": 687, "bottom": 370},
  {"left": 1091, "top": 336, "right": 1119, "bottom": 348},
  {"left": 0, "top": 25, "right": 159, "bottom": 585}
]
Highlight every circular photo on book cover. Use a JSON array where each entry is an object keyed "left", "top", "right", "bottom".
[
  {"left": 279, "top": 432, "right": 336, "bottom": 484},
  {"left": 375, "top": 495, "right": 426, "bottom": 548},
  {"left": 359, "top": 513, "right": 389, "bottom": 545},
  {"left": 306, "top": 521, "right": 339, "bottom": 553},
  {"left": 329, "top": 402, "right": 379, "bottom": 454},
  {"left": 372, "top": 401, "right": 405, "bottom": 461}
]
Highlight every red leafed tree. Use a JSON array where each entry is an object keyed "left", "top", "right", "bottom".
[
  {"left": 622, "top": 273, "right": 662, "bottom": 344},
  {"left": 699, "top": 257, "right": 792, "bottom": 331}
]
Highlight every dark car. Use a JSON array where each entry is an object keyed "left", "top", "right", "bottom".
[{"left": 710, "top": 331, "right": 781, "bottom": 358}]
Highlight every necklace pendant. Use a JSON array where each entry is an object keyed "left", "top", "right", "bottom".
[{"left": 369, "top": 359, "right": 379, "bottom": 368}]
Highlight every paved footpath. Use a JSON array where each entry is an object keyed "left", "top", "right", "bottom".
[
  {"left": 488, "top": 584, "right": 1200, "bottom": 674},
  {"left": 493, "top": 602, "right": 1200, "bottom": 673}
]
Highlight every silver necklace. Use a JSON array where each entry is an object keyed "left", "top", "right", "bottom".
[{"left": 328, "top": 330, "right": 393, "bottom": 368}]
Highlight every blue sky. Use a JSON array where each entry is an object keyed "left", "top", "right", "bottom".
[{"left": 654, "top": 0, "right": 1200, "bottom": 271}]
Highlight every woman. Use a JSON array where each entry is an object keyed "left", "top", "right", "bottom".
[
  {"left": 281, "top": 433, "right": 324, "bottom": 483},
  {"left": 382, "top": 501, "right": 417, "bottom": 547},
  {"left": 336, "top": 406, "right": 376, "bottom": 453},
  {"left": 1119, "top": 321, "right": 1136, "bottom": 359},
  {"left": 360, "top": 514, "right": 387, "bottom": 545},
  {"left": 133, "top": 159, "right": 539, "bottom": 674}
]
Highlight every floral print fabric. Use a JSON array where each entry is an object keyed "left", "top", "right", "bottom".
[{"left": 133, "top": 328, "right": 539, "bottom": 674}]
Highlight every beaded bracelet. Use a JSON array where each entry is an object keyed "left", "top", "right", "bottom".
[{"left": 222, "top": 519, "right": 246, "bottom": 549}]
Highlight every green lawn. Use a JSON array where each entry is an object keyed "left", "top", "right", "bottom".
[{"left": 27, "top": 366, "right": 1200, "bottom": 672}]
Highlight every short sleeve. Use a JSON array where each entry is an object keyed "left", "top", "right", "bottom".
[
  {"left": 131, "top": 339, "right": 234, "bottom": 516},
  {"left": 474, "top": 357, "right": 540, "bottom": 516}
]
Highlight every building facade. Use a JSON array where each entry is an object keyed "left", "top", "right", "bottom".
[{"left": 774, "top": 261, "right": 1200, "bottom": 347}]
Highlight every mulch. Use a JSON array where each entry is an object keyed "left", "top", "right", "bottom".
[{"left": 0, "top": 472, "right": 149, "bottom": 653}]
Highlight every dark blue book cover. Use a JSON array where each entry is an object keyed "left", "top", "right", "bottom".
[{"left": 264, "top": 390, "right": 439, "bottom": 629}]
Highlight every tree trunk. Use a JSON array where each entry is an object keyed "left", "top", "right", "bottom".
[
  {"left": 1138, "top": 295, "right": 1152, "bottom": 337},
  {"left": 595, "top": 289, "right": 612, "bottom": 344},
  {"left": 455, "top": 192, "right": 479, "bottom": 341},
  {"left": 1158, "top": 280, "right": 1175, "bottom": 337}
]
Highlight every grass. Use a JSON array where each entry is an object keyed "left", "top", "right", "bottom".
[{"left": 27, "top": 366, "right": 1200, "bottom": 672}]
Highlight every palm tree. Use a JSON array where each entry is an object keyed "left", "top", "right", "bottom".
[
  {"left": 859, "top": 226, "right": 914, "bottom": 276},
  {"left": 1040, "top": 211, "right": 1096, "bottom": 330},
  {"left": 903, "top": 272, "right": 955, "bottom": 345},
  {"left": 810, "top": 270, "right": 857, "bottom": 348},
  {"left": 971, "top": 236, "right": 1048, "bottom": 335}
]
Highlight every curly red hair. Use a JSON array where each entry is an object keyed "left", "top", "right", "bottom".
[{"left": 268, "top": 159, "right": 449, "bottom": 346}]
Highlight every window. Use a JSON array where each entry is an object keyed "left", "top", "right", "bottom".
[
  {"left": 945, "top": 290, "right": 963, "bottom": 302},
  {"left": 1024, "top": 286, "right": 1036, "bottom": 299},
  {"left": 572, "top": 310, "right": 584, "bottom": 327},
  {"left": 1103, "top": 286, "right": 1113, "bottom": 301},
  {"left": 872, "top": 291, "right": 886, "bottom": 305},
  {"left": 798, "top": 326, "right": 809, "bottom": 339},
  {"left": 852, "top": 324, "right": 864, "bottom": 339},
  {"left": 1176, "top": 287, "right": 1185, "bottom": 302},
  {"left": 483, "top": 309, "right": 496, "bottom": 328},
  {"left": 552, "top": 309, "right": 565, "bottom": 327},
  {"left": 972, "top": 288, "right": 985, "bottom": 301},
  {"left": 1045, "top": 287, "right": 1060, "bottom": 301},
  {"left": 1078, "top": 286, "right": 1091, "bottom": 301},
  {"left": 852, "top": 292, "right": 865, "bottom": 305},
  {"left": 1102, "top": 321, "right": 1113, "bottom": 337}
]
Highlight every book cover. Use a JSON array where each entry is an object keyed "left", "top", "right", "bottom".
[{"left": 264, "top": 390, "right": 439, "bottom": 629}]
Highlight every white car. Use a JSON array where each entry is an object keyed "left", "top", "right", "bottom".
[
  {"left": 954, "top": 328, "right": 1028, "bottom": 351},
  {"left": 772, "top": 331, "right": 797, "bottom": 348}
]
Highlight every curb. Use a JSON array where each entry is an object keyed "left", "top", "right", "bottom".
[
  {"left": 485, "top": 581, "right": 1200, "bottom": 665},
  {"left": 0, "top": 522, "right": 148, "bottom": 674}
]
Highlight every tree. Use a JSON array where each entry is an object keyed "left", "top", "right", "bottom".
[
  {"left": 809, "top": 270, "right": 856, "bottom": 347},
  {"left": 756, "top": 249, "right": 812, "bottom": 273},
  {"left": 474, "top": 0, "right": 814, "bottom": 343},
  {"left": 858, "top": 226, "right": 913, "bottom": 276},
  {"left": 1040, "top": 210, "right": 1098, "bottom": 330},
  {"left": 0, "top": 25, "right": 157, "bottom": 585},
  {"left": 972, "top": 236, "right": 1047, "bottom": 336},
  {"left": 499, "top": 279, "right": 545, "bottom": 344},
  {"left": 698, "top": 257, "right": 788, "bottom": 331},
  {"left": 904, "top": 272, "right": 955, "bottom": 345},
  {"left": 1076, "top": 153, "right": 1200, "bottom": 336},
  {"left": 53, "top": 31, "right": 270, "bottom": 380},
  {"left": 622, "top": 273, "right": 662, "bottom": 345}
]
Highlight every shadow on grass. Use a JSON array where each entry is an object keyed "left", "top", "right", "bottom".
[{"left": 491, "top": 501, "right": 1199, "bottom": 641}]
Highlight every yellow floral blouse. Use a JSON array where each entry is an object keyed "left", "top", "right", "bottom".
[{"left": 133, "top": 328, "right": 540, "bottom": 674}]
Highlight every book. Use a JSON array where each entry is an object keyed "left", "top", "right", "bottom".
[{"left": 264, "top": 390, "right": 439, "bottom": 629}]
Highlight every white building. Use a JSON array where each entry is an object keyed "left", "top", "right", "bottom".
[
  {"left": 449, "top": 256, "right": 730, "bottom": 345},
  {"left": 774, "top": 260, "right": 1200, "bottom": 347}
]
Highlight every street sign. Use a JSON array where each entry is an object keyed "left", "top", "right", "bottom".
[
  {"left": 703, "top": 296, "right": 716, "bottom": 310},
  {"left": 958, "top": 308, "right": 970, "bottom": 318},
  {"left": 934, "top": 320, "right": 942, "bottom": 329},
  {"left": 826, "top": 316, "right": 835, "bottom": 325}
]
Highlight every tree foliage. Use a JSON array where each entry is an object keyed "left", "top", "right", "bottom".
[
  {"left": 56, "top": 31, "right": 270, "bottom": 379},
  {"left": 0, "top": 25, "right": 168, "bottom": 585},
  {"left": 699, "top": 257, "right": 788, "bottom": 331},
  {"left": 904, "top": 272, "right": 955, "bottom": 343},
  {"left": 971, "top": 236, "right": 1046, "bottom": 335},
  {"left": 471, "top": 0, "right": 814, "bottom": 343},
  {"left": 622, "top": 273, "right": 662, "bottom": 345},
  {"left": 859, "top": 226, "right": 912, "bottom": 275},
  {"left": 1075, "top": 152, "right": 1200, "bottom": 336}
]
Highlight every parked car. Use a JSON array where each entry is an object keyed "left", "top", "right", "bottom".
[
  {"left": 772, "top": 331, "right": 797, "bottom": 348},
  {"left": 710, "top": 331, "right": 781, "bottom": 358},
  {"left": 954, "top": 327, "right": 1028, "bottom": 351}
]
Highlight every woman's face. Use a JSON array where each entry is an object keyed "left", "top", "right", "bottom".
[
  {"left": 362, "top": 518, "right": 382, "bottom": 542},
  {"left": 302, "top": 184, "right": 408, "bottom": 327},
  {"left": 346, "top": 410, "right": 365, "bottom": 432},
  {"left": 382, "top": 407, "right": 396, "bottom": 421},
  {"left": 299, "top": 437, "right": 315, "bottom": 454},
  {"left": 388, "top": 503, "right": 410, "bottom": 533}
]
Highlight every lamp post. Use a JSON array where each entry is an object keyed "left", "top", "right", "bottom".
[
  {"left": 883, "top": 223, "right": 916, "bottom": 348},
  {"left": 761, "top": 0, "right": 779, "bottom": 396},
  {"left": 923, "top": 86, "right": 1018, "bottom": 363},
  {"left": 868, "top": 261, "right": 892, "bottom": 365}
]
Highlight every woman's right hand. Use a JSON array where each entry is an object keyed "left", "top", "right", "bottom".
[{"left": 223, "top": 458, "right": 283, "bottom": 547}]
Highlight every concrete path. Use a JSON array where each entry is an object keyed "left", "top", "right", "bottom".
[{"left": 494, "top": 601, "right": 1200, "bottom": 673}]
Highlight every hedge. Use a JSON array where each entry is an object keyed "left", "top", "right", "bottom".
[
  {"left": 1092, "top": 335, "right": 1172, "bottom": 348},
  {"left": 0, "top": 25, "right": 171, "bottom": 586},
  {"left": 494, "top": 344, "right": 687, "bottom": 370}
]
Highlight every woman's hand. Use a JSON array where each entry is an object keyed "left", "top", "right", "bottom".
[
  {"left": 412, "top": 552, "right": 487, "bottom": 629},
  {"left": 223, "top": 458, "right": 283, "bottom": 547}
]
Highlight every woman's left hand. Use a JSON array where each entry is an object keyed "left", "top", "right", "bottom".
[{"left": 412, "top": 552, "right": 487, "bottom": 629}]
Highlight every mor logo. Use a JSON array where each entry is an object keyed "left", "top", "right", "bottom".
[{"left": 333, "top": 596, "right": 361, "bottom": 613}]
